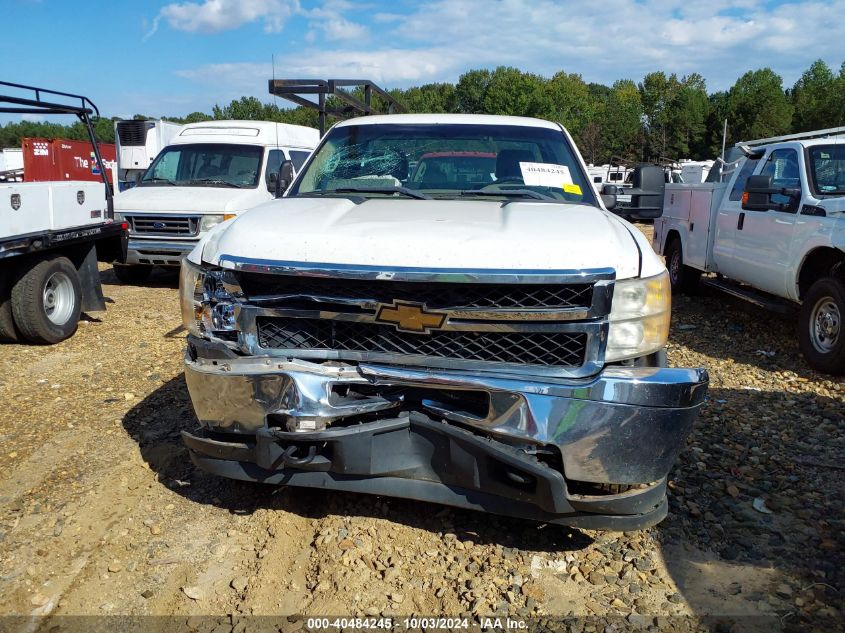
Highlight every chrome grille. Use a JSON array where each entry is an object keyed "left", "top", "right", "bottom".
[
  {"left": 257, "top": 317, "right": 588, "bottom": 367},
  {"left": 237, "top": 274, "right": 593, "bottom": 310},
  {"left": 127, "top": 215, "right": 200, "bottom": 237}
]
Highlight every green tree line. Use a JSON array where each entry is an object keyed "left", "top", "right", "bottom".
[{"left": 2, "top": 59, "right": 843, "bottom": 164}]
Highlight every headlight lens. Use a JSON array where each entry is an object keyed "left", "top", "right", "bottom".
[
  {"left": 179, "top": 259, "right": 205, "bottom": 337},
  {"left": 200, "top": 213, "right": 237, "bottom": 232},
  {"left": 180, "top": 260, "right": 243, "bottom": 340},
  {"left": 605, "top": 271, "right": 671, "bottom": 362}
]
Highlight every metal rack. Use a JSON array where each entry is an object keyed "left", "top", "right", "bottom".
[
  {"left": 268, "top": 78, "right": 405, "bottom": 135},
  {"left": 0, "top": 80, "right": 113, "bottom": 203}
]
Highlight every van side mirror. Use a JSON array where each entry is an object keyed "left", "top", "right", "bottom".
[
  {"left": 600, "top": 184, "right": 618, "bottom": 210},
  {"left": 267, "top": 171, "right": 278, "bottom": 193},
  {"left": 742, "top": 174, "right": 800, "bottom": 212},
  {"left": 626, "top": 165, "right": 665, "bottom": 219},
  {"left": 273, "top": 160, "right": 295, "bottom": 198}
]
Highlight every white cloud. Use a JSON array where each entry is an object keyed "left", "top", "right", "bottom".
[
  {"left": 173, "top": 0, "right": 845, "bottom": 95},
  {"left": 148, "top": 0, "right": 299, "bottom": 36}
]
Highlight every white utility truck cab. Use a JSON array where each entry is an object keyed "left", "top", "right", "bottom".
[
  {"left": 178, "top": 113, "right": 708, "bottom": 530},
  {"left": 654, "top": 128, "right": 845, "bottom": 374},
  {"left": 113, "top": 120, "right": 318, "bottom": 283}
]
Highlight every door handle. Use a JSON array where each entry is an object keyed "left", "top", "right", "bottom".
[{"left": 737, "top": 212, "right": 745, "bottom": 230}]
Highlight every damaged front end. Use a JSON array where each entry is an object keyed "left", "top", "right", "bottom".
[{"left": 180, "top": 258, "right": 708, "bottom": 530}]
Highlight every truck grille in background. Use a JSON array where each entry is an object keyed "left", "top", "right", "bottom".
[
  {"left": 237, "top": 274, "right": 593, "bottom": 310},
  {"left": 257, "top": 317, "right": 587, "bottom": 367},
  {"left": 127, "top": 215, "right": 200, "bottom": 237},
  {"left": 116, "top": 121, "right": 152, "bottom": 146}
]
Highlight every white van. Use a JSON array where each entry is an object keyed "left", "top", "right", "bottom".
[{"left": 113, "top": 120, "right": 319, "bottom": 282}]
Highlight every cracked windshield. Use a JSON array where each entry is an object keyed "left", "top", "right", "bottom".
[
  {"left": 291, "top": 123, "right": 596, "bottom": 204},
  {"left": 140, "top": 142, "right": 263, "bottom": 188}
]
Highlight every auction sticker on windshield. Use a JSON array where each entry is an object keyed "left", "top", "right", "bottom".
[{"left": 519, "top": 162, "right": 574, "bottom": 188}]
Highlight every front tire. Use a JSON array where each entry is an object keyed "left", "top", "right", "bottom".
[
  {"left": 113, "top": 263, "right": 153, "bottom": 284},
  {"left": 665, "top": 237, "right": 701, "bottom": 294},
  {"left": 799, "top": 277, "right": 845, "bottom": 375},
  {"left": 11, "top": 256, "right": 82, "bottom": 344}
]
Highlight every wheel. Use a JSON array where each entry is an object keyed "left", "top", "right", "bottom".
[
  {"left": 11, "top": 256, "right": 82, "bottom": 344},
  {"left": 0, "top": 265, "right": 19, "bottom": 342},
  {"left": 113, "top": 263, "right": 153, "bottom": 284},
  {"left": 665, "top": 237, "right": 701, "bottom": 294},
  {"left": 798, "top": 276, "right": 845, "bottom": 374}
]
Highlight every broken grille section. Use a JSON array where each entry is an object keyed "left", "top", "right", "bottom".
[
  {"left": 257, "top": 317, "right": 587, "bottom": 367},
  {"left": 238, "top": 274, "right": 593, "bottom": 310}
]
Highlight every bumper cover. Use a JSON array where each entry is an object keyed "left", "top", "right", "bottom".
[
  {"left": 183, "top": 337, "right": 708, "bottom": 529},
  {"left": 125, "top": 239, "right": 196, "bottom": 266}
]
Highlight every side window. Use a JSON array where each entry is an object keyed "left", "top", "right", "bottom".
[
  {"left": 265, "top": 149, "right": 284, "bottom": 184},
  {"left": 290, "top": 150, "right": 311, "bottom": 171},
  {"left": 728, "top": 156, "right": 761, "bottom": 201},
  {"left": 759, "top": 149, "right": 800, "bottom": 209}
]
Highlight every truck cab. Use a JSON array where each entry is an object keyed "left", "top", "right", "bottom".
[
  {"left": 654, "top": 132, "right": 845, "bottom": 373},
  {"left": 112, "top": 120, "right": 318, "bottom": 283}
]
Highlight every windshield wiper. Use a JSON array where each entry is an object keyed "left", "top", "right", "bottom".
[
  {"left": 187, "top": 178, "right": 244, "bottom": 188},
  {"left": 142, "top": 177, "right": 178, "bottom": 186},
  {"left": 327, "top": 186, "right": 432, "bottom": 200},
  {"left": 456, "top": 189, "right": 556, "bottom": 201}
]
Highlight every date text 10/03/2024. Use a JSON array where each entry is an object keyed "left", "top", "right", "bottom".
[{"left": 306, "top": 617, "right": 528, "bottom": 630}]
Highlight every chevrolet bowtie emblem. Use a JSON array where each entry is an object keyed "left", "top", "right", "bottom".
[{"left": 375, "top": 300, "right": 447, "bottom": 333}]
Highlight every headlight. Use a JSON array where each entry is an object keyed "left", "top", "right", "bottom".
[
  {"left": 179, "top": 259, "right": 205, "bottom": 337},
  {"left": 605, "top": 271, "right": 671, "bottom": 362},
  {"left": 200, "top": 213, "right": 237, "bottom": 232},
  {"left": 179, "top": 260, "right": 243, "bottom": 340}
]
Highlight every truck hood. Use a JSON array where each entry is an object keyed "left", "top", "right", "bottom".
[
  {"left": 198, "top": 197, "right": 657, "bottom": 280},
  {"left": 114, "top": 186, "right": 259, "bottom": 213}
]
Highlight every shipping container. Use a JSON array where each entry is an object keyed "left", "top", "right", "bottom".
[{"left": 22, "top": 137, "right": 116, "bottom": 183}]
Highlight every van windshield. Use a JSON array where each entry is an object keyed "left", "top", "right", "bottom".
[
  {"left": 139, "top": 143, "right": 263, "bottom": 188},
  {"left": 289, "top": 123, "right": 597, "bottom": 205},
  {"left": 808, "top": 145, "right": 845, "bottom": 197}
]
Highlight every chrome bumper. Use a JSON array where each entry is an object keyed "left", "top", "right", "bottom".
[
  {"left": 184, "top": 337, "right": 707, "bottom": 486},
  {"left": 125, "top": 239, "right": 197, "bottom": 266}
]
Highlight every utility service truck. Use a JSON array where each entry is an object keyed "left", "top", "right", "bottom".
[
  {"left": 112, "top": 120, "right": 318, "bottom": 283},
  {"left": 178, "top": 112, "right": 708, "bottom": 530},
  {"left": 653, "top": 127, "right": 845, "bottom": 374},
  {"left": 0, "top": 81, "right": 127, "bottom": 344}
]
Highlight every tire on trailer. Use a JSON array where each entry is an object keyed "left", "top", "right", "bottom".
[
  {"left": 11, "top": 255, "right": 82, "bottom": 344},
  {"left": 798, "top": 276, "right": 845, "bottom": 375},
  {"left": 665, "top": 237, "right": 701, "bottom": 294},
  {"left": 0, "top": 264, "right": 20, "bottom": 342},
  {"left": 113, "top": 263, "right": 153, "bottom": 284}
]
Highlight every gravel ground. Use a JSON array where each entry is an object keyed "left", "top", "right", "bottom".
[{"left": 0, "top": 225, "right": 842, "bottom": 632}]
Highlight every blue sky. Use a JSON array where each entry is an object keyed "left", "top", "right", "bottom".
[{"left": 2, "top": 0, "right": 844, "bottom": 122}]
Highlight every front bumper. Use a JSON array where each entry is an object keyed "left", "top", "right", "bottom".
[
  {"left": 183, "top": 337, "right": 708, "bottom": 530},
  {"left": 125, "top": 238, "right": 197, "bottom": 266}
]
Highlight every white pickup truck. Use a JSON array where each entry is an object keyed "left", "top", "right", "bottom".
[
  {"left": 177, "top": 113, "right": 708, "bottom": 530},
  {"left": 0, "top": 81, "right": 126, "bottom": 344},
  {"left": 653, "top": 128, "right": 845, "bottom": 373}
]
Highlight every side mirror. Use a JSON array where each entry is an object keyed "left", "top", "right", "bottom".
[
  {"left": 601, "top": 184, "right": 618, "bottom": 210},
  {"left": 625, "top": 165, "right": 665, "bottom": 219},
  {"left": 274, "top": 160, "right": 295, "bottom": 198},
  {"left": 266, "top": 170, "right": 278, "bottom": 193},
  {"left": 742, "top": 174, "right": 800, "bottom": 211}
]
